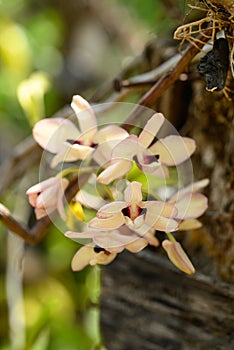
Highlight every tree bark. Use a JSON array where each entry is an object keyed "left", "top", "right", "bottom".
[{"left": 101, "top": 250, "right": 234, "bottom": 350}]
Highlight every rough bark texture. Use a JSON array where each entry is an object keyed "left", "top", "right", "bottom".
[
  {"left": 101, "top": 251, "right": 234, "bottom": 350},
  {"left": 100, "top": 64, "right": 234, "bottom": 350}
]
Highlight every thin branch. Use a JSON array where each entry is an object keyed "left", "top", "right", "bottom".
[{"left": 122, "top": 31, "right": 212, "bottom": 129}]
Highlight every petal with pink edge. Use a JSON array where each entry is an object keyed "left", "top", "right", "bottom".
[{"left": 33, "top": 118, "right": 80, "bottom": 153}]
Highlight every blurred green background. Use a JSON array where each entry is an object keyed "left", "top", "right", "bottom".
[{"left": 0, "top": 1, "right": 183, "bottom": 349}]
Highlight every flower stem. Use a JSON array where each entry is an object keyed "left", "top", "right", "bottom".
[
  {"left": 165, "top": 231, "right": 176, "bottom": 242},
  {"left": 57, "top": 166, "right": 99, "bottom": 178}
]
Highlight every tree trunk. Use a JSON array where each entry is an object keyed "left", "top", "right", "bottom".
[{"left": 100, "top": 65, "right": 234, "bottom": 349}]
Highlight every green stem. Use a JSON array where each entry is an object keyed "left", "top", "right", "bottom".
[
  {"left": 165, "top": 231, "right": 176, "bottom": 242},
  {"left": 56, "top": 166, "right": 99, "bottom": 178}
]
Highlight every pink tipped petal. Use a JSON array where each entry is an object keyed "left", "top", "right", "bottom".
[
  {"left": 89, "top": 212, "right": 125, "bottom": 230},
  {"left": 138, "top": 113, "right": 165, "bottom": 148},
  {"left": 175, "top": 193, "right": 208, "bottom": 220},
  {"left": 33, "top": 118, "right": 79, "bottom": 153},
  {"left": 124, "top": 181, "right": 142, "bottom": 204},
  {"left": 150, "top": 136, "right": 196, "bottom": 166},
  {"left": 97, "top": 160, "right": 132, "bottom": 184},
  {"left": 71, "top": 95, "right": 97, "bottom": 137},
  {"left": 178, "top": 219, "right": 202, "bottom": 231},
  {"left": 162, "top": 240, "right": 195, "bottom": 274},
  {"left": 26, "top": 177, "right": 59, "bottom": 195},
  {"left": 94, "top": 125, "right": 129, "bottom": 143}
]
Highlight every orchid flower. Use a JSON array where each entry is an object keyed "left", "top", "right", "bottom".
[
  {"left": 97, "top": 113, "right": 196, "bottom": 184},
  {"left": 66, "top": 223, "right": 159, "bottom": 271},
  {"left": 33, "top": 95, "right": 128, "bottom": 168},
  {"left": 26, "top": 176, "right": 69, "bottom": 220},
  {"left": 89, "top": 181, "right": 178, "bottom": 234}
]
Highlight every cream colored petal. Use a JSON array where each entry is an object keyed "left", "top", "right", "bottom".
[
  {"left": 175, "top": 193, "right": 208, "bottom": 220},
  {"left": 149, "top": 136, "right": 196, "bottom": 166},
  {"left": 178, "top": 219, "right": 202, "bottom": 231},
  {"left": 162, "top": 240, "right": 195, "bottom": 274},
  {"left": 89, "top": 212, "right": 125, "bottom": 230},
  {"left": 94, "top": 125, "right": 128, "bottom": 143},
  {"left": 142, "top": 163, "right": 169, "bottom": 178},
  {"left": 51, "top": 143, "right": 94, "bottom": 168},
  {"left": 138, "top": 113, "right": 165, "bottom": 148},
  {"left": 33, "top": 118, "right": 79, "bottom": 153},
  {"left": 76, "top": 190, "right": 106, "bottom": 210},
  {"left": 169, "top": 178, "right": 209, "bottom": 203},
  {"left": 93, "top": 231, "right": 134, "bottom": 251},
  {"left": 144, "top": 231, "right": 159, "bottom": 246},
  {"left": 125, "top": 238, "right": 148, "bottom": 252},
  {"left": 71, "top": 246, "right": 116, "bottom": 271},
  {"left": 124, "top": 181, "right": 142, "bottom": 204},
  {"left": 153, "top": 216, "right": 178, "bottom": 232},
  {"left": 111, "top": 135, "right": 138, "bottom": 160},
  {"left": 144, "top": 201, "right": 178, "bottom": 218},
  {"left": 97, "top": 201, "right": 127, "bottom": 216},
  {"left": 97, "top": 160, "right": 132, "bottom": 184},
  {"left": 26, "top": 177, "right": 59, "bottom": 195},
  {"left": 71, "top": 95, "right": 97, "bottom": 137}
]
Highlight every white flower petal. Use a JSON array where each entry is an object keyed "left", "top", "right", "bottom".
[
  {"left": 124, "top": 181, "right": 142, "bottom": 204},
  {"left": 144, "top": 201, "right": 178, "bottom": 218},
  {"left": 89, "top": 212, "right": 125, "bottom": 229},
  {"left": 97, "top": 160, "right": 132, "bottom": 184},
  {"left": 33, "top": 118, "right": 80, "bottom": 153},
  {"left": 51, "top": 143, "right": 94, "bottom": 168},
  {"left": 138, "top": 113, "right": 165, "bottom": 148},
  {"left": 97, "top": 201, "right": 127, "bottom": 216},
  {"left": 111, "top": 135, "right": 138, "bottom": 160},
  {"left": 71, "top": 95, "right": 97, "bottom": 142},
  {"left": 94, "top": 125, "right": 128, "bottom": 143},
  {"left": 76, "top": 190, "right": 106, "bottom": 210},
  {"left": 169, "top": 179, "right": 209, "bottom": 203},
  {"left": 175, "top": 193, "right": 208, "bottom": 220},
  {"left": 150, "top": 135, "right": 196, "bottom": 166}
]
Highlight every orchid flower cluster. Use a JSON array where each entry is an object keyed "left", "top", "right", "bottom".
[{"left": 26, "top": 95, "right": 209, "bottom": 275}]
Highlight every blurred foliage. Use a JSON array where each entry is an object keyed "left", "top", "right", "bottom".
[{"left": 0, "top": 0, "right": 181, "bottom": 349}]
